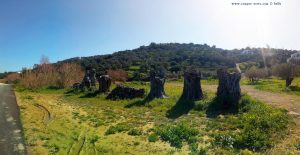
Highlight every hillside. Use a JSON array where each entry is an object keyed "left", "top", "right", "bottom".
[{"left": 58, "top": 43, "right": 298, "bottom": 78}]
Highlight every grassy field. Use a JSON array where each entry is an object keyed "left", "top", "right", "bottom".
[
  {"left": 15, "top": 82, "right": 298, "bottom": 155},
  {"left": 243, "top": 77, "right": 300, "bottom": 96}
]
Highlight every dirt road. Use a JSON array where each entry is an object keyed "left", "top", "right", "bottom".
[{"left": 0, "top": 84, "right": 26, "bottom": 155}]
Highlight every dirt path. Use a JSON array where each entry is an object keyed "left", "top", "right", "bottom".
[
  {"left": 202, "top": 85, "right": 300, "bottom": 116},
  {"left": 0, "top": 84, "right": 26, "bottom": 155}
]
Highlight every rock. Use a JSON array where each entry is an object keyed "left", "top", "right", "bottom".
[
  {"left": 181, "top": 70, "right": 203, "bottom": 100},
  {"left": 106, "top": 85, "right": 145, "bottom": 100},
  {"left": 98, "top": 75, "right": 112, "bottom": 94},
  {"left": 217, "top": 68, "right": 241, "bottom": 108},
  {"left": 148, "top": 70, "right": 167, "bottom": 99}
]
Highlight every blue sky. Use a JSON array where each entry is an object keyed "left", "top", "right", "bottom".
[{"left": 1, "top": 0, "right": 300, "bottom": 72}]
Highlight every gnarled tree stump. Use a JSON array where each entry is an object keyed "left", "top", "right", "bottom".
[
  {"left": 90, "top": 69, "right": 97, "bottom": 86},
  {"left": 217, "top": 69, "right": 241, "bottom": 108},
  {"left": 181, "top": 71, "right": 203, "bottom": 100},
  {"left": 106, "top": 85, "right": 145, "bottom": 100},
  {"left": 98, "top": 75, "right": 111, "bottom": 94},
  {"left": 148, "top": 70, "right": 166, "bottom": 99},
  {"left": 82, "top": 76, "right": 92, "bottom": 91}
]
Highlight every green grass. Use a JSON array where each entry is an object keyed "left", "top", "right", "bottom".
[
  {"left": 16, "top": 81, "right": 290, "bottom": 154},
  {"left": 243, "top": 77, "right": 300, "bottom": 96}
]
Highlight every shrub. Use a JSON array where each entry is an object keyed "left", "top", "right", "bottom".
[
  {"left": 128, "top": 128, "right": 143, "bottom": 136},
  {"left": 19, "top": 56, "right": 84, "bottom": 89},
  {"left": 236, "top": 95, "right": 289, "bottom": 151},
  {"left": 55, "top": 63, "right": 84, "bottom": 88},
  {"left": 295, "top": 142, "right": 300, "bottom": 150},
  {"left": 107, "top": 69, "right": 128, "bottom": 82},
  {"left": 148, "top": 133, "right": 159, "bottom": 142},
  {"left": 89, "top": 135, "right": 100, "bottom": 144},
  {"left": 156, "top": 123, "right": 199, "bottom": 148},
  {"left": 105, "top": 124, "right": 131, "bottom": 135},
  {"left": 245, "top": 66, "right": 268, "bottom": 83},
  {"left": 213, "top": 134, "right": 235, "bottom": 148},
  {"left": 5, "top": 73, "right": 20, "bottom": 84}
]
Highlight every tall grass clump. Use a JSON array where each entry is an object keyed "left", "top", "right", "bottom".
[
  {"left": 155, "top": 123, "right": 199, "bottom": 148},
  {"left": 235, "top": 95, "right": 289, "bottom": 151},
  {"left": 210, "top": 95, "right": 289, "bottom": 152}
]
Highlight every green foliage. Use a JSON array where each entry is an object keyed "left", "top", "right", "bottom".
[
  {"left": 156, "top": 123, "right": 199, "bottom": 148},
  {"left": 148, "top": 133, "right": 159, "bottom": 142},
  {"left": 209, "top": 95, "right": 289, "bottom": 151},
  {"left": 105, "top": 123, "right": 131, "bottom": 135},
  {"left": 295, "top": 142, "right": 300, "bottom": 150},
  {"left": 49, "top": 144, "right": 59, "bottom": 155},
  {"left": 213, "top": 134, "right": 235, "bottom": 148},
  {"left": 89, "top": 135, "right": 100, "bottom": 144},
  {"left": 236, "top": 98, "right": 288, "bottom": 151},
  {"left": 128, "top": 129, "right": 143, "bottom": 136}
]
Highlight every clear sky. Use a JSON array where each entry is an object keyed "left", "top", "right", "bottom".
[{"left": 1, "top": 0, "right": 299, "bottom": 72}]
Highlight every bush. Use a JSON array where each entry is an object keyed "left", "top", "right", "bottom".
[
  {"left": 105, "top": 124, "right": 131, "bottom": 135},
  {"left": 245, "top": 66, "right": 268, "bottom": 83},
  {"left": 209, "top": 95, "right": 289, "bottom": 151},
  {"left": 128, "top": 128, "right": 143, "bottom": 136},
  {"left": 213, "top": 134, "right": 235, "bottom": 148},
  {"left": 5, "top": 73, "right": 20, "bottom": 84},
  {"left": 236, "top": 95, "right": 289, "bottom": 151},
  {"left": 156, "top": 123, "right": 199, "bottom": 148},
  {"left": 148, "top": 133, "right": 159, "bottom": 142},
  {"left": 107, "top": 69, "right": 128, "bottom": 82}
]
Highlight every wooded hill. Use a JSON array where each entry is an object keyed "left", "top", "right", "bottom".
[{"left": 57, "top": 43, "right": 298, "bottom": 79}]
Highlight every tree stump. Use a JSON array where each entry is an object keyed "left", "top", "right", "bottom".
[
  {"left": 217, "top": 69, "right": 241, "bottom": 108},
  {"left": 90, "top": 69, "right": 97, "bottom": 86},
  {"left": 148, "top": 70, "right": 167, "bottom": 99},
  {"left": 82, "top": 76, "right": 92, "bottom": 91},
  {"left": 98, "top": 75, "right": 112, "bottom": 94},
  {"left": 106, "top": 85, "right": 145, "bottom": 100},
  {"left": 286, "top": 77, "right": 294, "bottom": 87},
  {"left": 181, "top": 71, "right": 203, "bottom": 100}
]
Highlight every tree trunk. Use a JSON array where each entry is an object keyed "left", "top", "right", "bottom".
[
  {"left": 98, "top": 75, "right": 112, "bottom": 94},
  {"left": 90, "top": 69, "right": 97, "bottom": 86},
  {"left": 181, "top": 71, "right": 203, "bottom": 100},
  {"left": 148, "top": 70, "right": 166, "bottom": 99},
  {"left": 286, "top": 77, "right": 294, "bottom": 87},
  {"left": 217, "top": 69, "right": 242, "bottom": 108}
]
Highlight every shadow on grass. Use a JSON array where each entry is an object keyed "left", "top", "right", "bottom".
[
  {"left": 289, "top": 86, "right": 300, "bottom": 92},
  {"left": 64, "top": 89, "right": 83, "bottom": 96},
  {"left": 206, "top": 97, "right": 239, "bottom": 118},
  {"left": 79, "top": 91, "right": 99, "bottom": 98},
  {"left": 166, "top": 97, "right": 195, "bottom": 119},
  {"left": 125, "top": 96, "right": 154, "bottom": 108}
]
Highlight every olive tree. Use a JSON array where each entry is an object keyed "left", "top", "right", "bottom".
[
  {"left": 272, "top": 63, "right": 300, "bottom": 87},
  {"left": 245, "top": 66, "right": 268, "bottom": 83}
]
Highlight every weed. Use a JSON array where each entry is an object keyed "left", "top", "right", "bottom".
[
  {"left": 148, "top": 133, "right": 159, "bottom": 142},
  {"left": 128, "top": 128, "right": 143, "bottom": 136},
  {"left": 105, "top": 123, "right": 131, "bottom": 135},
  {"left": 295, "top": 142, "right": 300, "bottom": 150},
  {"left": 156, "top": 123, "right": 199, "bottom": 148},
  {"left": 48, "top": 144, "right": 59, "bottom": 155}
]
